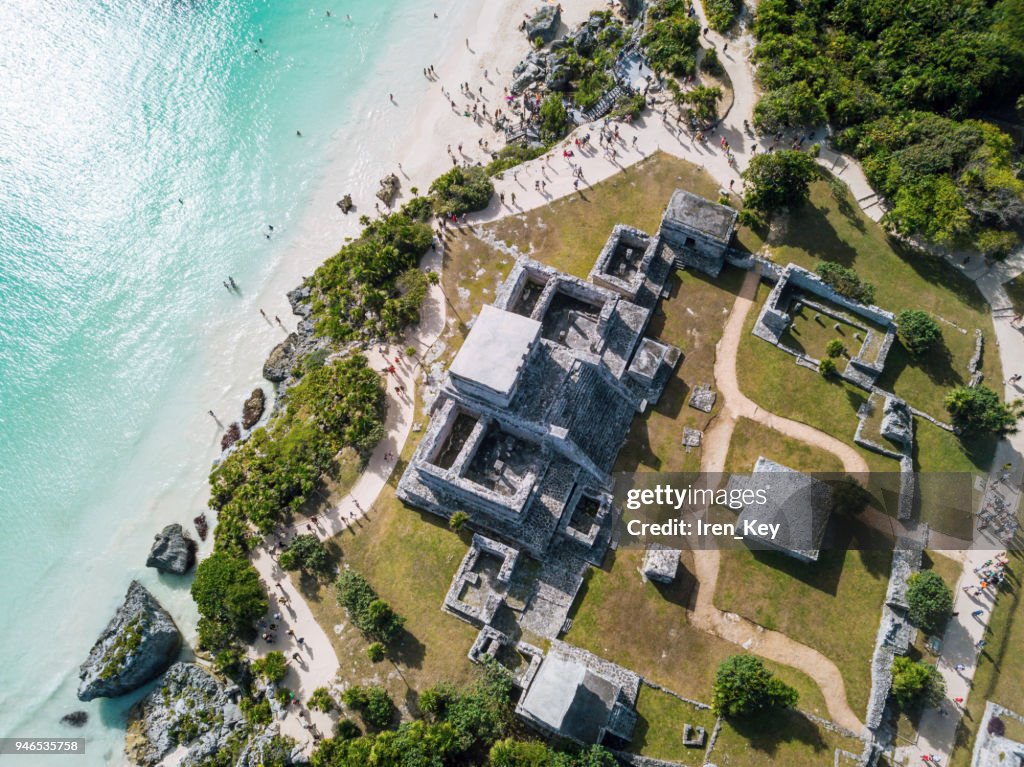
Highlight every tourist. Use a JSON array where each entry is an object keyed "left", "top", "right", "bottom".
[{"left": 955, "top": 663, "right": 966, "bottom": 672}]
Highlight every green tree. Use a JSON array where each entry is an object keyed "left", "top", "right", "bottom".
[
  {"left": 366, "top": 642, "right": 386, "bottom": 663},
  {"left": 252, "top": 651, "right": 288, "bottom": 684},
  {"left": 429, "top": 166, "right": 494, "bottom": 216},
  {"left": 343, "top": 685, "right": 394, "bottom": 729},
  {"left": 278, "top": 533, "right": 332, "bottom": 576},
  {"left": 336, "top": 570, "right": 406, "bottom": 644},
  {"left": 191, "top": 552, "right": 267, "bottom": 639},
  {"left": 742, "top": 151, "right": 818, "bottom": 214},
  {"left": 680, "top": 85, "right": 723, "bottom": 125},
  {"left": 892, "top": 656, "right": 946, "bottom": 709},
  {"left": 711, "top": 655, "right": 798, "bottom": 718},
  {"left": 815, "top": 262, "right": 875, "bottom": 304},
  {"left": 539, "top": 95, "right": 569, "bottom": 141},
  {"left": 906, "top": 571, "right": 954, "bottom": 633},
  {"left": 309, "top": 687, "right": 337, "bottom": 713},
  {"left": 818, "top": 357, "right": 837, "bottom": 377},
  {"left": 896, "top": 310, "right": 942, "bottom": 357},
  {"left": 825, "top": 339, "right": 846, "bottom": 358},
  {"left": 945, "top": 385, "right": 1022, "bottom": 435}
]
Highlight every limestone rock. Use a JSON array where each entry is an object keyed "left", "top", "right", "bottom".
[
  {"left": 146, "top": 524, "right": 197, "bottom": 575},
  {"left": 336, "top": 194, "right": 353, "bottom": 213},
  {"left": 77, "top": 582, "right": 182, "bottom": 701},
  {"left": 220, "top": 422, "right": 241, "bottom": 452},
  {"left": 620, "top": 0, "right": 644, "bottom": 17},
  {"left": 512, "top": 62, "right": 545, "bottom": 94},
  {"left": 60, "top": 711, "right": 88, "bottom": 727},
  {"left": 376, "top": 173, "right": 400, "bottom": 205},
  {"left": 525, "top": 4, "right": 561, "bottom": 43},
  {"left": 125, "top": 662, "right": 249, "bottom": 767},
  {"left": 241, "top": 388, "right": 266, "bottom": 430},
  {"left": 545, "top": 63, "right": 573, "bottom": 91},
  {"left": 262, "top": 333, "right": 298, "bottom": 383}
]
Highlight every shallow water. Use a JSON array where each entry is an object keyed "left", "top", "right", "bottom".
[{"left": 0, "top": 0, "right": 455, "bottom": 761}]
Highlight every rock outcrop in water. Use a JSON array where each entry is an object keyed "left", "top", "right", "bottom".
[
  {"left": 220, "top": 422, "right": 242, "bottom": 452},
  {"left": 241, "top": 388, "right": 266, "bottom": 430},
  {"left": 146, "top": 524, "right": 197, "bottom": 575},
  {"left": 262, "top": 333, "right": 298, "bottom": 383},
  {"left": 125, "top": 663, "right": 292, "bottom": 767},
  {"left": 77, "top": 582, "right": 182, "bottom": 701},
  {"left": 60, "top": 711, "right": 88, "bottom": 728}
]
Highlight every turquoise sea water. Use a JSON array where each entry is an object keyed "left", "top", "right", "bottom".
[{"left": 0, "top": 0, "right": 448, "bottom": 762}]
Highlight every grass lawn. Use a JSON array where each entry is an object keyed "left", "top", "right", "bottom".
[
  {"left": 950, "top": 552, "right": 1024, "bottom": 767},
  {"left": 726, "top": 416, "right": 845, "bottom": 474},
  {"left": 564, "top": 547, "right": 831, "bottom": 719},
  {"left": 615, "top": 266, "right": 746, "bottom": 474},
  {"left": 487, "top": 152, "right": 764, "bottom": 280},
  {"left": 782, "top": 301, "right": 879, "bottom": 364},
  {"left": 768, "top": 172, "right": 1002, "bottom": 421},
  {"left": 708, "top": 708, "right": 865, "bottom": 766},
  {"left": 627, "top": 685, "right": 717, "bottom": 765}
]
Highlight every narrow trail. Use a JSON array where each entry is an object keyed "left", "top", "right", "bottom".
[{"left": 690, "top": 267, "right": 865, "bottom": 733}]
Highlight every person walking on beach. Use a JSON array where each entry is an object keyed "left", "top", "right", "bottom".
[{"left": 259, "top": 308, "right": 268, "bottom": 320}]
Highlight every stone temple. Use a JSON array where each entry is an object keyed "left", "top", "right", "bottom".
[{"left": 396, "top": 194, "right": 705, "bottom": 746}]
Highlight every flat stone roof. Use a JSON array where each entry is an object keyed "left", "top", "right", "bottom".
[
  {"left": 519, "top": 654, "right": 617, "bottom": 742},
  {"left": 662, "top": 189, "right": 738, "bottom": 243},
  {"left": 450, "top": 305, "right": 541, "bottom": 399}
]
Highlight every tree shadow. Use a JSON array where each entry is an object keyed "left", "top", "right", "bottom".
[
  {"left": 388, "top": 626, "right": 427, "bottom": 671},
  {"left": 781, "top": 202, "right": 860, "bottom": 266},
  {"left": 876, "top": 338, "right": 962, "bottom": 393},
  {"left": 727, "top": 708, "right": 830, "bottom": 758}
]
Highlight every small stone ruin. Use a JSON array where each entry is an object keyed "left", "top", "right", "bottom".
[
  {"left": 688, "top": 383, "right": 716, "bottom": 413},
  {"left": 682, "top": 723, "right": 706, "bottom": 747}
]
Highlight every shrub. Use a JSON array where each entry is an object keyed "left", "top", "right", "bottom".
[
  {"left": 906, "top": 571, "right": 954, "bottom": 633},
  {"left": 705, "top": 0, "right": 740, "bottom": 31},
  {"left": 309, "top": 687, "right": 336, "bottom": 713},
  {"left": 815, "top": 262, "right": 875, "bottom": 304},
  {"left": 945, "top": 385, "right": 1022, "bottom": 435},
  {"left": 809, "top": 142, "right": 821, "bottom": 157},
  {"left": 896, "top": 310, "right": 942, "bottom": 357},
  {"left": 610, "top": 92, "right": 648, "bottom": 120},
  {"left": 825, "top": 339, "right": 845, "bottom": 358},
  {"left": 680, "top": 85, "right": 722, "bottom": 125},
  {"left": 241, "top": 697, "right": 273, "bottom": 726},
  {"left": 367, "top": 642, "right": 386, "bottom": 663},
  {"left": 829, "top": 477, "right": 871, "bottom": 515},
  {"left": 711, "top": 655, "right": 798, "bottom": 718},
  {"left": 191, "top": 552, "right": 267, "bottom": 646},
  {"left": 429, "top": 166, "right": 494, "bottom": 216},
  {"left": 252, "top": 651, "right": 288, "bottom": 684},
  {"left": 738, "top": 209, "right": 764, "bottom": 229},
  {"left": 449, "top": 510, "right": 470, "bottom": 532},
  {"left": 989, "top": 715, "right": 1006, "bottom": 736},
  {"left": 642, "top": 0, "right": 701, "bottom": 76},
  {"left": 892, "top": 656, "right": 945, "bottom": 710},
  {"left": 334, "top": 718, "right": 361, "bottom": 740},
  {"left": 278, "top": 534, "right": 332, "bottom": 576},
  {"left": 539, "top": 95, "right": 570, "bottom": 141},
  {"left": 701, "top": 47, "right": 722, "bottom": 76},
  {"left": 486, "top": 144, "right": 548, "bottom": 176},
  {"left": 335, "top": 570, "right": 406, "bottom": 644},
  {"left": 343, "top": 685, "right": 395, "bottom": 729},
  {"left": 742, "top": 151, "right": 818, "bottom": 214},
  {"left": 976, "top": 228, "right": 1018, "bottom": 259},
  {"left": 818, "top": 358, "right": 837, "bottom": 377},
  {"left": 274, "top": 687, "right": 293, "bottom": 706}
]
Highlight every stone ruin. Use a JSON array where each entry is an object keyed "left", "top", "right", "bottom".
[
  {"left": 659, "top": 190, "right": 738, "bottom": 278},
  {"left": 688, "top": 383, "right": 716, "bottom": 413},
  {"left": 753, "top": 263, "right": 897, "bottom": 389},
  {"left": 396, "top": 194, "right": 732, "bottom": 746},
  {"left": 682, "top": 723, "right": 706, "bottom": 747},
  {"left": 641, "top": 546, "right": 681, "bottom": 584},
  {"left": 682, "top": 427, "right": 703, "bottom": 449}
]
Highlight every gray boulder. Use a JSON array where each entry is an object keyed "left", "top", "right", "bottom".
[
  {"left": 545, "top": 63, "right": 574, "bottom": 91},
  {"left": 241, "top": 388, "right": 266, "bottom": 430},
  {"left": 621, "top": 0, "right": 644, "bottom": 17},
  {"left": 146, "top": 524, "right": 197, "bottom": 575},
  {"left": 262, "top": 333, "right": 298, "bottom": 383},
  {"left": 512, "top": 63, "right": 545, "bottom": 94},
  {"left": 77, "top": 582, "right": 182, "bottom": 701},
  {"left": 125, "top": 662, "right": 250, "bottom": 767},
  {"left": 525, "top": 4, "right": 561, "bottom": 43}
]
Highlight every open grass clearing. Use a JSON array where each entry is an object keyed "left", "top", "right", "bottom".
[
  {"left": 627, "top": 685, "right": 717, "bottom": 765},
  {"left": 708, "top": 708, "right": 865, "bottom": 766}
]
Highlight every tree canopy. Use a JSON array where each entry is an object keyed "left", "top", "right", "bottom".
[
  {"left": 191, "top": 551, "right": 267, "bottom": 647},
  {"left": 891, "top": 656, "right": 946, "bottom": 710},
  {"left": 896, "top": 310, "right": 942, "bottom": 357},
  {"left": 711, "top": 655, "right": 799, "bottom": 717},
  {"left": 430, "top": 166, "right": 494, "bottom": 216},
  {"left": 906, "top": 571, "right": 954, "bottom": 634},
  {"left": 945, "top": 385, "right": 1021, "bottom": 435},
  {"left": 279, "top": 534, "right": 332, "bottom": 576},
  {"left": 815, "top": 262, "right": 875, "bottom": 304},
  {"left": 742, "top": 151, "right": 818, "bottom": 214},
  {"left": 335, "top": 570, "right": 406, "bottom": 645}
]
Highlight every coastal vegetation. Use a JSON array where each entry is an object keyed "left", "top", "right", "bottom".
[
  {"left": 209, "top": 355, "right": 385, "bottom": 554},
  {"left": 741, "top": 151, "right": 818, "bottom": 215},
  {"left": 429, "top": 166, "right": 495, "bottom": 216},
  {"left": 335, "top": 569, "right": 406, "bottom": 646},
  {"left": 191, "top": 551, "right": 268, "bottom": 653},
  {"left": 307, "top": 211, "right": 434, "bottom": 343},
  {"left": 278, "top": 534, "right": 331, "bottom": 577},
  {"left": 642, "top": 0, "right": 701, "bottom": 77},
  {"left": 752, "top": 0, "right": 1024, "bottom": 248},
  {"left": 704, "top": 0, "right": 741, "bottom": 32}
]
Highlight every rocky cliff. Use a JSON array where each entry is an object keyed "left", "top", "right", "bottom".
[{"left": 77, "top": 581, "right": 182, "bottom": 701}]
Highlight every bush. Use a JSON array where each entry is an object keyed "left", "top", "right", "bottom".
[
  {"left": 680, "top": 85, "right": 723, "bottom": 125},
  {"left": 334, "top": 718, "right": 361, "bottom": 740},
  {"left": 610, "top": 92, "right": 648, "bottom": 120},
  {"left": 989, "top": 715, "right": 1006, "bottom": 736},
  {"left": 896, "top": 310, "right": 942, "bottom": 357},
  {"left": 539, "top": 95, "right": 570, "bottom": 141},
  {"left": 977, "top": 228, "right": 1018, "bottom": 259},
  {"left": 906, "top": 571, "right": 954, "bottom": 634},
  {"left": 366, "top": 642, "right": 386, "bottom": 663},
  {"left": 742, "top": 151, "right": 818, "bottom": 214},
  {"left": 335, "top": 570, "right": 406, "bottom": 644},
  {"left": 449, "top": 510, "right": 470, "bottom": 532},
  {"left": 309, "top": 687, "right": 336, "bottom": 713},
  {"left": 892, "top": 656, "right": 945, "bottom": 710},
  {"left": 825, "top": 339, "right": 845, "bottom": 358},
  {"left": 191, "top": 552, "right": 267, "bottom": 646},
  {"left": 278, "top": 534, "right": 332, "bottom": 576},
  {"left": 829, "top": 477, "right": 871, "bottom": 515},
  {"left": 711, "top": 655, "right": 798, "bottom": 718},
  {"left": 252, "top": 651, "right": 288, "bottom": 684},
  {"left": 738, "top": 209, "right": 764, "bottom": 229},
  {"left": 642, "top": 0, "right": 701, "bottom": 76},
  {"left": 945, "top": 385, "right": 1022, "bottom": 435},
  {"left": 429, "top": 166, "right": 494, "bottom": 216},
  {"left": 818, "top": 358, "right": 837, "bottom": 377},
  {"left": 343, "top": 685, "right": 395, "bottom": 729},
  {"left": 241, "top": 696, "right": 273, "bottom": 726},
  {"left": 486, "top": 144, "right": 548, "bottom": 176},
  {"left": 705, "top": 0, "right": 740, "bottom": 31},
  {"left": 701, "top": 47, "right": 722, "bottom": 76},
  {"left": 815, "top": 262, "right": 875, "bottom": 304}
]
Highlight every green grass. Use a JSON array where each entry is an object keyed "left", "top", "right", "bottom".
[
  {"left": 726, "top": 416, "right": 845, "bottom": 474},
  {"left": 565, "top": 547, "right": 831, "bottom": 719},
  {"left": 615, "top": 266, "right": 746, "bottom": 474},
  {"left": 782, "top": 303, "right": 875, "bottom": 363},
  {"left": 950, "top": 552, "right": 1024, "bottom": 767},
  {"left": 627, "top": 686, "right": 717, "bottom": 765},
  {"left": 769, "top": 172, "right": 1002, "bottom": 420},
  {"left": 708, "top": 708, "right": 865, "bottom": 766}
]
